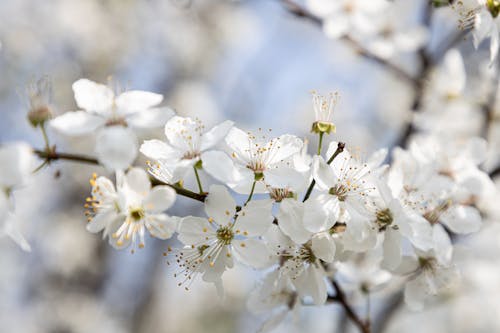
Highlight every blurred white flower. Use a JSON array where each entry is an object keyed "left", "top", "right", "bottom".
[
  {"left": 51, "top": 78, "right": 174, "bottom": 170},
  {"left": 0, "top": 142, "right": 34, "bottom": 251}
]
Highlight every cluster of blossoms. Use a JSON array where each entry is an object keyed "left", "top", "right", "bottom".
[
  {"left": 2, "top": 1, "right": 500, "bottom": 332},
  {"left": 0, "top": 73, "right": 496, "bottom": 331}
]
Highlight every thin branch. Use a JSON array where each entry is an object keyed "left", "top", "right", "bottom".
[
  {"left": 33, "top": 148, "right": 207, "bottom": 202},
  {"left": 329, "top": 280, "right": 371, "bottom": 333},
  {"left": 280, "top": 0, "right": 418, "bottom": 87}
]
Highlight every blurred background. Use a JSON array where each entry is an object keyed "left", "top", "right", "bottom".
[{"left": 1, "top": 0, "right": 500, "bottom": 332}]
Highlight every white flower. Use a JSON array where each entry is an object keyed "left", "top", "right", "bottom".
[
  {"left": 203, "top": 127, "right": 304, "bottom": 194},
  {"left": 397, "top": 253, "right": 459, "bottom": 311},
  {"left": 272, "top": 227, "right": 334, "bottom": 305},
  {"left": 170, "top": 185, "right": 274, "bottom": 291},
  {"left": 307, "top": 0, "right": 389, "bottom": 39},
  {"left": 304, "top": 142, "right": 385, "bottom": 233},
  {"left": 140, "top": 116, "right": 233, "bottom": 184},
  {"left": 51, "top": 78, "right": 174, "bottom": 170},
  {"left": 310, "top": 91, "right": 338, "bottom": 134},
  {"left": 247, "top": 269, "right": 300, "bottom": 333},
  {"left": 0, "top": 142, "right": 35, "bottom": 251},
  {"left": 362, "top": 0, "right": 428, "bottom": 59},
  {"left": 454, "top": 0, "right": 500, "bottom": 62},
  {"left": 85, "top": 168, "right": 178, "bottom": 251}
]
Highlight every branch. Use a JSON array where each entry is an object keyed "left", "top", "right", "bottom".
[
  {"left": 280, "top": 0, "right": 418, "bottom": 87},
  {"left": 302, "top": 142, "right": 345, "bottom": 202},
  {"left": 33, "top": 148, "right": 207, "bottom": 202},
  {"left": 329, "top": 280, "right": 371, "bottom": 333}
]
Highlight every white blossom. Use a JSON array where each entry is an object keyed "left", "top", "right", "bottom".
[
  {"left": 51, "top": 78, "right": 174, "bottom": 170},
  {"left": 85, "top": 168, "right": 178, "bottom": 251}
]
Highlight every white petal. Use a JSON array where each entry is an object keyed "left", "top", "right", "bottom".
[
  {"left": 294, "top": 265, "right": 327, "bottom": 305},
  {"left": 202, "top": 150, "right": 252, "bottom": 187},
  {"left": 50, "top": 111, "right": 105, "bottom": 136},
  {"left": 264, "top": 166, "right": 305, "bottom": 191},
  {"left": 124, "top": 167, "right": 151, "bottom": 194},
  {"left": 232, "top": 239, "right": 271, "bottom": 269},
  {"left": 404, "top": 275, "right": 427, "bottom": 311},
  {"left": 205, "top": 185, "right": 236, "bottom": 225},
  {"left": 381, "top": 229, "right": 402, "bottom": 271},
  {"left": 164, "top": 116, "right": 201, "bottom": 152},
  {"left": 146, "top": 214, "right": 178, "bottom": 239},
  {"left": 276, "top": 199, "right": 312, "bottom": 244},
  {"left": 140, "top": 139, "right": 181, "bottom": 161},
  {"left": 2, "top": 213, "right": 31, "bottom": 252},
  {"left": 432, "top": 224, "right": 453, "bottom": 266},
  {"left": 115, "top": 90, "right": 163, "bottom": 114},
  {"left": 86, "top": 210, "right": 117, "bottom": 233},
  {"left": 225, "top": 127, "right": 253, "bottom": 164},
  {"left": 200, "top": 120, "right": 234, "bottom": 151},
  {"left": 144, "top": 186, "right": 176, "bottom": 213},
  {"left": 0, "top": 142, "right": 35, "bottom": 188},
  {"left": 95, "top": 127, "right": 138, "bottom": 171},
  {"left": 311, "top": 232, "right": 335, "bottom": 263},
  {"left": 441, "top": 205, "right": 481, "bottom": 234},
  {"left": 72, "top": 78, "right": 114, "bottom": 112},
  {"left": 235, "top": 199, "right": 274, "bottom": 237},
  {"left": 127, "top": 107, "right": 175, "bottom": 128},
  {"left": 264, "top": 135, "right": 303, "bottom": 166},
  {"left": 303, "top": 194, "right": 339, "bottom": 232},
  {"left": 178, "top": 216, "right": 214, "bottom": 245},
  {"left": 312, "top": 156, "right": 336, "bottom": 190}
]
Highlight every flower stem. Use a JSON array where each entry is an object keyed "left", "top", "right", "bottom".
[
  {"left": 317, "top": 131, "right": 324, "bottom": 155},
  {"left": 302, "top": 141, "right": 345, "bottom": 202},
  {"left": 193, "top": 166, "right": 204, "bottom": 194},
  {"left": 40, "top": 124, "right": 50, "bottom": 151},
  {"left": 244, "top": 180, "right": 257, "bottom": 205}
]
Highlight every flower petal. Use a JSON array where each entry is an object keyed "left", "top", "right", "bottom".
[
  {"left": 0, "top": 142, "right": 35, "bottom": 188},
  {"left": 127, "top": 107, "right": 175, "bottom": 128},
  {"left": 50, "top": 111, "right": 105, "bottom": 136},
  {"left": 144, "top": 186, "right": 176, "bottom": 213},
  {"left": 178, "top": 216, "right": 214, "bottom": 245},
  {"left": 311, "top": 232, "right": 335, "bottom": 263},
  {"left": 235, "top": 199, "right": 274, "bottom": 237},
  {"left": 95, "top": 127, "right": 138, "bottom": 171},
  {"left": 276, "top": 199, "right": 311, "bottom": 244},
  {"left": 232, "top": 239, "right": 271, "bottom": 269},
  {"left": 200, "top": 120, "right": 234, "bottom": 151},
  {"left": 146, "top": 214, "right": 178, "bottom": 239},
  {"left": 124, "top": 167, "right": 151, "bottom": 194},
  {"left": 72, "top": 78, "right": 114, "bottom": 113},
  {"left": 205, "top": 185, "right": 236, "bottom": 225}
]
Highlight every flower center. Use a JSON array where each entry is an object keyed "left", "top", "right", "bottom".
[
  {"left": 299, "top": 244, "right": 317, "bottom": 264},
  {"left": 106, "top": 116, "right": 127, "bottom": 127},
  {"left": 183, "top": 151, "right": 200, "bottom": 160},
  {"left": 129, "top": 207, "right": 145, "bottom": 221},
  {"left": 423, "top": 199, "right": 452, "bottom": 225},
  {"left": 216, "top": 226, "right": 234, "bottom": 245},
  {"left": 329, "top": 184, "right": 349, "bottom": 201},
  {"left": 376, "top": 208, "right": 393, "bottom": 231}
]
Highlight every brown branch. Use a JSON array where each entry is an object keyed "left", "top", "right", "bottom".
[
  {"left": 280, "top": 0, "right": 418, "bottom": 87},
  {"left": 329, "top": 280, "right": 371, "bottom": 333},
  {"left": 33, "top": 148, "right": 207, "bottom": 202}
]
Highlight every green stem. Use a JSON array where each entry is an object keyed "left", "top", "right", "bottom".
[
  {"left": 40, "top": 124, "right": 50, "bottom": 151},
  {"left": 193, "top": 166, "right": 204, "bottom": 194},
  {"left": 317, "top": 132, "right": 324, "bottom": 155},
  {"left": 244, "top": 180, "right": 257, "bottom": 205},
  {"left": 302, "top": 142, "right": 345, "bottom": 202}
]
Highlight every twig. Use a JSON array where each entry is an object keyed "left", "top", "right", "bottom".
[
  {"left": 329, "top": 280, "right": 371, "bottom": 333},
  {"left": 280, "top": 0, "right": 418, "bottom": 87},
  {"left": 33, "top": 148, "right": 207, "bottom": 202}
]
